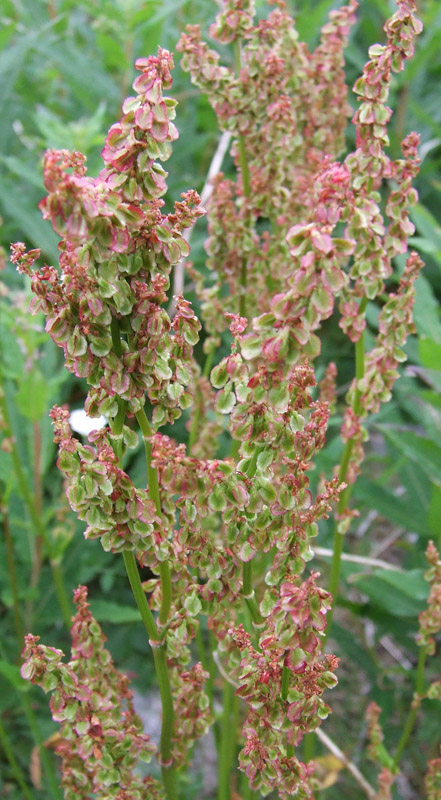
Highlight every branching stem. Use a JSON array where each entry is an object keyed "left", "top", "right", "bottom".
[
  {"left": 393, "top": 645, "right": 427, "bottom": 768},
  {"left": 110, "top": 320, "right": 177, "bottom": 799},
  {"left": 234, "top": 40, "right": 251, "bottom": 319},
  {"left": 327, "top": 297, "right": 368, "bottom": 636}
]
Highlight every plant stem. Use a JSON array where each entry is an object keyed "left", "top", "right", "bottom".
[
  {"left": 110, "top": 318, "right": 177, "bottom": 797},
  {"left": 188, "top": 344, "right": 216, "bottom": 455},
  {"left": 30, "top": 421, "right": 43, "bottom": 586},
  {"left": 326, "top": 297, "right": 368, "bottom": 635},
  {"left": 242, "top": 561, "right": 263, "bottom": 626},
  {"left": 0, "top": 382, "right": 72, "bottom": 628},
  {"left": 281, "top": 665, "right": 290, "bottom": 702},
  {"left": 0, "top": 714, "right": 36, "bottom": 800},
  {"left": 195, "top": 625, "right": 216, "bottom": 720},
  {"left": 123, "top": 550, "right": 177, "bottom": 799},
  {"left": 1, "top": 492, "right": 24, "bottom": 655},
  {"left": 217, "top": 679, "right": 235, "bottom": 800},
  {"left": 21, "top": 693, "right": 63, "bottom": 800},
  {"left": 241, "top": 450, "right": 264, "bottom": 627},
  {"left": 123, "top": 550, "right": 158, "bottom": 640},
  {"left": 393, "top": 645, "right": 427, "bottom": 769},
  {"left": 234, "top": 39, "right": 251, "bottom": 319},
  {"left": 136, "top": 407, "right": 172, "bottom": 625}
]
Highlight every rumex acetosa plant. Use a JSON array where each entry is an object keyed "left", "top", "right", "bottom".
[{"left": 13, "top": 0, "right": 440, "bottom": 798}]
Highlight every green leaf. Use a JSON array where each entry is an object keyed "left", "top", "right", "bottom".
[
  {"left": 419, "top": 337, "right": 441, "bottom": 371},
  {"left": 412, "top": 275, "right": 441, "bottom": 345},
  {"left": 353, "top": 569, "right": 428, "bottom": 618},
  {"left": 15, "top": 367, "right": 49, "bottom": 421},
  {"left": 89, "top": 600, "right": 141, "bottom": 624},
  {"left": 378, "top": 425, "right": 441, "bottom": 486},
  {"left": 0, "top": 660, "right": 29, "bottom": 692},
  {"left": 354, "top": 479, "right": 428, "bottom": 537},
  {"left": 428, "top": 484, "right": 441, "bottom": 538}
]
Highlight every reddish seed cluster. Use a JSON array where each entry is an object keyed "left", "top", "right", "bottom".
[
  {"left": 365, "top": 702, "right": 396, "bottom": 799},
  {"left": 13, "top": 51, "right": 204, "bottom": 423},
  {"left": 425, "top": 758, "right": 441, "bottom": 800},
  {"left": 21, "top": 587, "right": 162, "bottom": 800},
  {"left": 170, "top": 663, "right": 213, "bottom": 767},
  {"left": 50, "top": 405, "right": 167, "bottom": 564},
  {"left": 418, "top": 542, "right": 441, "bottom": 655},
  {"left": 341, "top": 250, "right": 424, "bottom": 486}
]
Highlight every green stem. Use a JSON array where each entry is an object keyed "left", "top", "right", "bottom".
[
  {"left": 188, "top": 345, "right": 216, "bottom": 455},
  {"left": 234, "top": 39, "right": 251, "bottom": 319},
  {"left": 242, "top": 562, "right": 263, "bottom": 626},
  {"left": 393, "top": 645, "right": 427, "bottom": 768},
  {"left": 110, "top": 315, "right": 123, "bottom": 357},
  {"left": 0, "top": 714, "right": 36, "bottom": 800},
  {"left": 1, "top": 493, "right": 24, "bottom": 654},
  {"left": 281, "top": 665, "right": 290, "bottom": 702},
  {"left": 217, "top": 680, "right": 235, "bottom": 800},
  {"left": 110, "top": 319, "right": 177, "bottom": 799},
  {"left": 195, "top": 625, "right": 216, "bottom": 720},
  {"left": 21, "top": 693, "right": 63, "bottom": 800},
  {"left": 326, "top": 297, "right": 368, "bottom": 636},
  {"left": 0, "top": 384, "right": 71, "bottom": 628},
  {"left": 241, "top": 449, "right": 264, "bottom": 627},
  {"left": 302, "top": 731, "right": 316, "bottom": 764},
  {"left": 123, "top": 551, "right": 159, "bottom": 641},
  {"left": 123, "top": 551, "right": 177, "bottom": 798},
  {"left": 136, "top": 407, "right": 172, "bottom": 625}
]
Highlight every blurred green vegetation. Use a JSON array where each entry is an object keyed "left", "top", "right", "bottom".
[{"left": 0, "top": 1, "right": 441, "bottom": 798}]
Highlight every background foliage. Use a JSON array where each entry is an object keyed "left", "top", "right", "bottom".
[{"left": 1, "top": 1, "right": 441, "bottom": 798}]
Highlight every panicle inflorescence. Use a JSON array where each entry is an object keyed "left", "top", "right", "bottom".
[
  {"left": 341, "top": 250, "right": 423, "bottom": 485},
  {"left": 418, "top": 541, "right": 441, "bottom": 655},
  {"left": 11, "top": 49, "right": 203, "bottom": 425},
  {"left": 425, "top": 758, "right": 441, "bottom": 800},
  {"left": 365, "top": 702, "right": 396, "bottom": 799},
  {"left": 21, "top": 587, "right": 162, "bottom": 800},
  {"left": 49, "top": 405, "right": 168, "bottom": 564}
]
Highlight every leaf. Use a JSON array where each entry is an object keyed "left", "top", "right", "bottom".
[
  {"left": 428, "top": 484, "right": 441, "bottom": 538},
  {"left": 331, "top": 623, "right": 378, "bottom": 682},
  {"left": 378, "top": 425, "right": 441, "bottom": 486},
  {"left": 412, "top": 275, "right": 441, "bottom": 344},
  {"left": 0, "top": 660, "right": 29, "bottom": 692},
  {"left": 353, "top": 569, "right": 428, "bottom": 618},
  {"left": 15, "top": 367, "right": 49, "bottom": 421},
  {"left": 88, "top": 600, "right": 141, "bottom": 624},
  {"left": 418, "top": 337, "right": 441, "bottom": 371},
  {"left": 354, "top": 479, "right": 428, "bottom": 537}
]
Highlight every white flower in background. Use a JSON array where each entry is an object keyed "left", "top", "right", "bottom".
[{"left": 69, "top": 409, "right": 107, "bottom": 437}]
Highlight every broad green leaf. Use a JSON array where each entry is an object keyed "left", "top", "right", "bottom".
[
  {"left": 412, "top": 275, "right": 441, "bottom": 344},
  {"left": 15, "top": 368, "right": 49, "bottom": 422},
  {"left": 411, "top": 205, "right": 441, "bottom": 248},
  {"left": 331, "top": 623, "right": 378, "bottom": 682},
  {"left": 354, "top": 480, "right": 428, "bottom": 537},
  {"left": 353, "top": 569, "right": 427, "bottom": 617},
  {"left": 0, "top": 660, "right": 29, "bottom": 692},
  {"left": 378, "top": 426, "right": 441, "bottom": 486},
  {"left": 428, "top": 484, "right": 441, "bottom": 538},
  {"left": 89, "top": 600, "right": 141, "bottom": 624},
  {"left": 419, "top": 337, "right": 441, "bottom": 371}
]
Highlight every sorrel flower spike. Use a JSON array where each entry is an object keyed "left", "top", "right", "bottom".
[
  {"left": 21, "top": 587, "right": 162, "bottom": 800},
  {"left": 13, "top": 49, "right": 204, "bottom": 424},
  {"left": 178, "top": 1, "right": 358, "bottom": 339}
]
